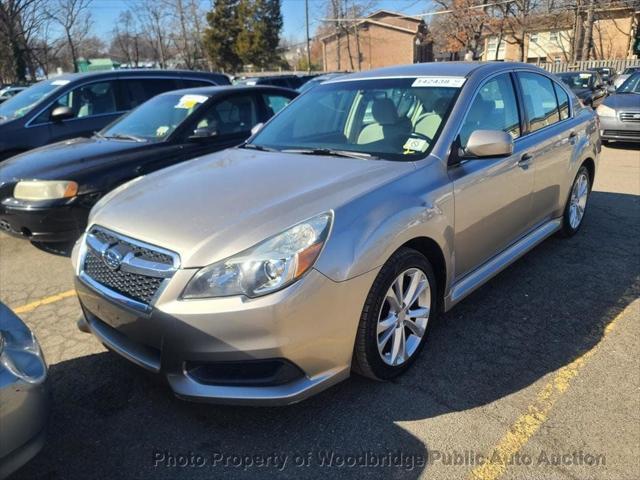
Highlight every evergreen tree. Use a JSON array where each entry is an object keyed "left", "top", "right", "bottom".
[{"left": 203, "top": 0, "right": 241, "bottom": 72}]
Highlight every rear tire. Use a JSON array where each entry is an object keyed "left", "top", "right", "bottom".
[
  {"left": 560, "top": 165, "right": 591, "bottom": 237},
  {"left": 352, "top": 247, "right": 438, "bottom": 380}
]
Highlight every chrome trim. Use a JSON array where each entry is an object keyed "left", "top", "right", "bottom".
[
  {"left": 120, "top": 252, "right": 176, "bottom": 278},
  {"left": 85, "top": 231, "right": 177, "bottom": 278},
  {"left": 446, "top": 218, "right": 562, "bottom": 309}
]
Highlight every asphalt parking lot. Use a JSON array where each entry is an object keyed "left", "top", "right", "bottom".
[{"left": 1, "top": 144, "right": 638, "bottom": 480}]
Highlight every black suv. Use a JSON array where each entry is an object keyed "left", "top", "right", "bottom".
[{"left": 0, "top": 70, "right": 230, "bottom": 160}]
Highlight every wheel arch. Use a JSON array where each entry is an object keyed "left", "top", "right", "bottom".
[
  {"left": 581, "top": 157, "right": 596, "bottom": 188},
  {"left": 401, "top": 237, "right": 447, "bottom": 309}
]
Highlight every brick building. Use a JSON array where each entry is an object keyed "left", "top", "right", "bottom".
[
  {"left": 320, "top": 10, "right": 431, "bottom": 71},
  {"left": 483, "top": 6, "right": 639, "bottom": 62}
]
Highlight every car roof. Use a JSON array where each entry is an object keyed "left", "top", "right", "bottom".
[
  {"left": 324, "top": 61, "right": 548, "bottom": 83},
  {"left": 557, "top": 71, "right": 593, "bottom": 75},
  {"left": 43, "top": 69, "right": 227, "bottom": 83},
  {"left": 157, "top": 84, "right": 297, "bottom": 97}
]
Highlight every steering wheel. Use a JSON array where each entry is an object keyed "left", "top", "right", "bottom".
[{"left": 409, "top": 132, "right": 433, "bottom": 144}]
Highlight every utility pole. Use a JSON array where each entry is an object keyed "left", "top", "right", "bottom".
[
  {"left": 305, "top": 0, "right": 311, "bottom": 72},
  {"left": 581, "top": 0, "right": 594, "bottom": 61}
]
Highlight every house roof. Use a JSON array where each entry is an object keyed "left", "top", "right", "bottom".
[{"left": 320, "top": 10, "right": 422, "bottom": 43}]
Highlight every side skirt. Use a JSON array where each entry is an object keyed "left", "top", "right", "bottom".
[{"left": 445, "top": 218, "right": 562, "bottom": 311}]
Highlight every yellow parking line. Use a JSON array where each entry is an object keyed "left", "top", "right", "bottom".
[
  {"left": 13, "top": 289, "right": 76, "bottom": 314},
  {"left": 468, "top": 303, "right": 633, "bottom": 480}
]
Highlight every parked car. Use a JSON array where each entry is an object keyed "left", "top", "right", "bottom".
[
  {"left": 72, "top": 62, "right": 598, "bottom": 405},
  {"left": 612, "top": 66, "right": 640, "bottom": 89},
  {"left": 0, "top": 303, "right": 49, "bottom": 478},
  {"left": 0, "top": 85, "right": 296, "bottom": 246},
  {"left": 0, "top": 70, "right": 230, "bottom": 161},
  {"left": 0, "top": 86, "right": 26, "bottom": 104},
  {"left": 597, "top": 72, "right": 640, "bottom": 144},
  {"left": 556, "top": 71, "right": 608, "bottom": 107},
  {"left": 587, "top": 66, "right": 616, "bottom": 85},
  {"left": 297, "top": 73, "right": 346, "bottom": 93},
  {"left": 235, "top": 74, "right": 316, "bottom": 90}
]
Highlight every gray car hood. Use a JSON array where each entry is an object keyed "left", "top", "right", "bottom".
[
  {"left": 89, "top": 148, "right": 415, "bottom": 268},
  {"left": 602, "top": 93, "right": 640, "bottom": 110}
]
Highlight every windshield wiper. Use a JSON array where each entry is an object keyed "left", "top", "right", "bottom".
[
  {"left": 103, "top": 133, "right": 146, "bottom": 142},
  {"left": 282, "top": 148, "right": 378, "bottom": 160},
  {"left": 242, "top": 143, "right": 279, "bottom": 152}
]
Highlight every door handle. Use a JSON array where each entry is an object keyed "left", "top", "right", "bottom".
[
  {"left": 518, "top": 153, "right": 533, "bottom": 169},
  {"left": 568, "top": 131, "right": 577, "bottom": 143}
]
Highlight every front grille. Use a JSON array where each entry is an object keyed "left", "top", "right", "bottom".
[
  {"left": 603, "top": 129, "right": 640, "bottom": 139},
  {"left": 82, "top": 226, "right": 177, "bottom": 306},
  {"left": 619, "top": 112, "right": 640, "bottom": 123}
]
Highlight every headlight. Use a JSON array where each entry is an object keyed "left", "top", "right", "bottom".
[
  {"left": 183, "top": 211, "right": 333, "bottom": 299},
  {"left": 14, "top": 180, "right": 78, "bottom": 201},
  {"left": 0, "top": 328, "right": 46, "bottom": 384},
  {"left": 596, "top": 104, "right": 616, "bottom": 117}
]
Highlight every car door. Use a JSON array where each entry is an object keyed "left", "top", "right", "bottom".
[
  {"left": 44, "top": 80, "right": 122, "bottom": 143},
  {"left": 516, "top": 72, "right": 576, "bottom": 229},
  {"left": 448, "top": 72, "right": 534, "bottom": 278}
]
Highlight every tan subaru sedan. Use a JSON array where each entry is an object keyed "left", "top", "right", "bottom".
[{"left": 72, "top": 62, "right": 600, "bottom": 405}]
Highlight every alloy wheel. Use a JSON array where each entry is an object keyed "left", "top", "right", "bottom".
[
  {"left": 569, "top": 171, "right": 589, "bottom": 229},
  {"left": 376, "top": 268, "right": 431, "bottom": 366}
]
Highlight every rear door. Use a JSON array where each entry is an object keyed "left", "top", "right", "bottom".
[
  {"left": 516, "top": 71, "right": 577, "bottom": 228},
  {"left": 449, "top": 72, "right": 534, "bottom": 278}
]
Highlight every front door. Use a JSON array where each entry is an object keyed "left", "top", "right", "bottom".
[{"left": 449, "top": 73, "right": 534, "bottom": 279}]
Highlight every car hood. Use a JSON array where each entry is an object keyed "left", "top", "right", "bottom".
[
  {"left": 0, "top": 137, "right": 148, "bottom": 182},
  {"left": 90, "top": 148, "right": 415, "bottom": 268},
  {"left": 602, "top": 93, "right": 640, "bottom": 110}
]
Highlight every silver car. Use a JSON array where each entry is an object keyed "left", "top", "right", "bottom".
[
  {"left": 597, "top": 72, "right": 640, "bottom": 144},
  {"left": 72, "top": 62, "right": 599, "bottom": 405},
  {"left": 0, "top": 303, "right": 49, "bottom": 478}
]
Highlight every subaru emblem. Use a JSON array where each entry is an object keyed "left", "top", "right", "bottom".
[{"left": 102, "top": 247, "right": 123, "bottom": 271}]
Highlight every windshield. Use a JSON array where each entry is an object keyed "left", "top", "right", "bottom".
[
  {"left": 557, "top": 73, "right": 594, "bottom": 90},
  {"left": 101, "top": 92, "right": 210, "bottom": 141},
  {"left": 617, "top": 73, "right": 640, "bottom": 94},
  {"left": 249, "top": 78, "right": 460, "bottom": 161},
  {"left": 622, "top": 67, "right": 639, "bottom": 75},
  {"left": 0, "top": 79, "right": 68, "bottom": 121}
]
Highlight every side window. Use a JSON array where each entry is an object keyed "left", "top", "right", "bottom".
[
  {"left": 34, "top": 81, "right": 117, "bottom": 123},
  {"left": 198, "top": 94, "right": 258, "bottom": 136},
  {"left": 262, "top": 94, "right": 291, "bottom": 116},
  {"left": 517, "top": 73, "right": 560, "bottom": 132},
  {"left": 121, "top": 78, "right": 180, "bottom": 110},
  {"left": 460, "top": 74, "right": 521, "bottom": 147},
  {"left": 553, "top": 82, "right": 570, "bottom": 120}
]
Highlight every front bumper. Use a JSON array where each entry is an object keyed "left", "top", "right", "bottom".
[
  {"left": 0, "top": 306, "right": 49, "bottom": 479},
  {"left": 0, "top": 199, "right": 89, "bottom": 243},
  {"left": 75, "top": 266, "right": 378, "bottom": 405},
  {"left": 599, "top": 114, "right": 640, "bottom": 142}
]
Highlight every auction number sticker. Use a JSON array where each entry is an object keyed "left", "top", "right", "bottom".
[
  {"left": 175, "top": 94, "right": 208, "bottom": 109},
  {"left": 412, "top": 76, "right": 466, "bottom": 88},
  {"left": 403, "top": 138, "right": 428, "bottom": 153}
]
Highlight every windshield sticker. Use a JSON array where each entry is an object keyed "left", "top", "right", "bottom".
[
  {"left": 403, "top": 138, "right": 428, "bottom": 153},
  {"left": 175, "top": 94, "right": 208, "bottom": 109},
  {"left": 412, "top": 77, "right": 466, "bottom": 88},
  {"left": 51, "top": 79, "right": 70, "bottom": 86}
]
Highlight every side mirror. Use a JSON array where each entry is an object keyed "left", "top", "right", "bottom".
[
  {"left": 251, "top": 122, "right": 264, "bottom": 136},
  {"left": 463, "top": 130, "right": 513, "bottom": 158},
  {"left": 50, "top": 106, "right": 74, "bottom": 122},
  {"left": 189, "top": 127, "right": 218, "bottom": 141},
  {"left": 606, "top": 85, "right": 616, "bottom": 94}
]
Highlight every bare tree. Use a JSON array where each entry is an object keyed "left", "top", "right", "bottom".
[
  {"left": 164, "top": 0, "right": 207, "bottom": 69},
  {"left": 0, "top": 0, "right": 48, "bottom": 81},
  {"left": 135, "top": 0, "right": 171, "bottom": 68},
  {"left": 47, "top": 0, "right": 93, "bottom": 72},
  {"left": 111, "top": 10, "right": 142, "bottom": 67}
]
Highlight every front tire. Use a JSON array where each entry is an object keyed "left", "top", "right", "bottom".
[
  {"left": 352, "top": 247, "right": 438, "bottom": 380},
  {"left": 560, "top": 165, "right": 591, "bottom": 237}
]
